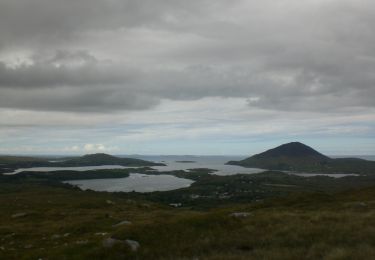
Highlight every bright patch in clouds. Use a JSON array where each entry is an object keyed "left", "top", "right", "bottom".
[{"left": 83, "top": 144, "right": 117, "bottom": 153}]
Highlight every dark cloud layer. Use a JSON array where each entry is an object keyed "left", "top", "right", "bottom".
[
  {"left": 0, "top": 0, "right": 220, "bottom": 49},
  {"left": 0, "top": 0, "right": 374, "bottom": 113}
]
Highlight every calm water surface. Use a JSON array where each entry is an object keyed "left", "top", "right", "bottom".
[
  {"left": 3, "top": 155, "right": 372, "bottom": 192},
  {"left": 3, "top": 156, "right": 266, "bottom": 176},
  {"left": 4, "top": 165, "right": 138, "bottom": 175},
  {"left": 64, "top": 173, "right": 194, "bottom": 192},
  {"left": 125, "top": 155, "right": 265, "bottom": 175}
]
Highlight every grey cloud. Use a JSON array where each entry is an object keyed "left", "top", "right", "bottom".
[
  {"left": 0, "top": 0, "right": 221, "bottom": 50},
  {"left": 0, "top": 0, "right": 374, "bottom": 113},
  {"left": 0, "top": 86, "right": 159, "bottom": 112}
]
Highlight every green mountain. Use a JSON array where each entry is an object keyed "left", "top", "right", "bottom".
[{"left": 227, "top": 142, "right": 375, "bottom": 174}]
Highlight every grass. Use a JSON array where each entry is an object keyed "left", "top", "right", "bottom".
[{"left": 2, "top": 181, "right": 375, "bottom": 259}]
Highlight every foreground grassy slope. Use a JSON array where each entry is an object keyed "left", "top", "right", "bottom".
[{"left": 2, "top": 182, "right": 375, "bottom": 259}]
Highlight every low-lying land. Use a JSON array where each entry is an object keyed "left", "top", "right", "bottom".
[{"left": 3, "top": 168, "right": 375, "bottom": 209}]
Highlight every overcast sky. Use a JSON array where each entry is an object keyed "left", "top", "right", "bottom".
[{"left": 0, "top": 0, "right": 374, "bottom": 155}]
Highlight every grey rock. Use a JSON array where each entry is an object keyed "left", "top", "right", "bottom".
[
  {"left": 125, "top": 239, "right": 140, "bottom": 252},
  {"left": 95, "top": 232, "right": 108, "bottom": 236},
  {"left": 102, "top": 237, "right": 121, "bottom": 248},
  {"left": 169, "top": 203, "right": 182, "bottom": 207},
  {"left": 112, "top": 220, "right": 132, "bottom": 227},
  {"left": 229, "top": 212, "right": 252, "bottom": 218},
  {"left": 141, "top": 203, "right": 151, "bottom": 208},
  {"left": 51, "top": 234, "right": 61, "bottom": 239},
  {"left": 11, "top": 212, "right": 28, "bottom": 218},
  {"left": 356, "top": 202, "right": 367, "bottom": 207},
  {"left": 76, "top": 240, "right": 88, "bottom": 245},
  {"left": 106, "top": 200, "right": 115, "bottom": 205},
  {"left": 102, "top": 237, "right": 140, "bottom": 252}
]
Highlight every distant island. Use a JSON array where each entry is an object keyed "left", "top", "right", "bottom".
[
  {"left": 0, "top": 153, "right": 165, "bottom": 173},
  {"left": 175, "top": 160, "right": 196, "bottom": 163},
  {"left": 227, "top": 142, "right": 375, "bottom": 174},
  {"left": 54, "top": 153, "right": 165, "bottom": 167}
]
